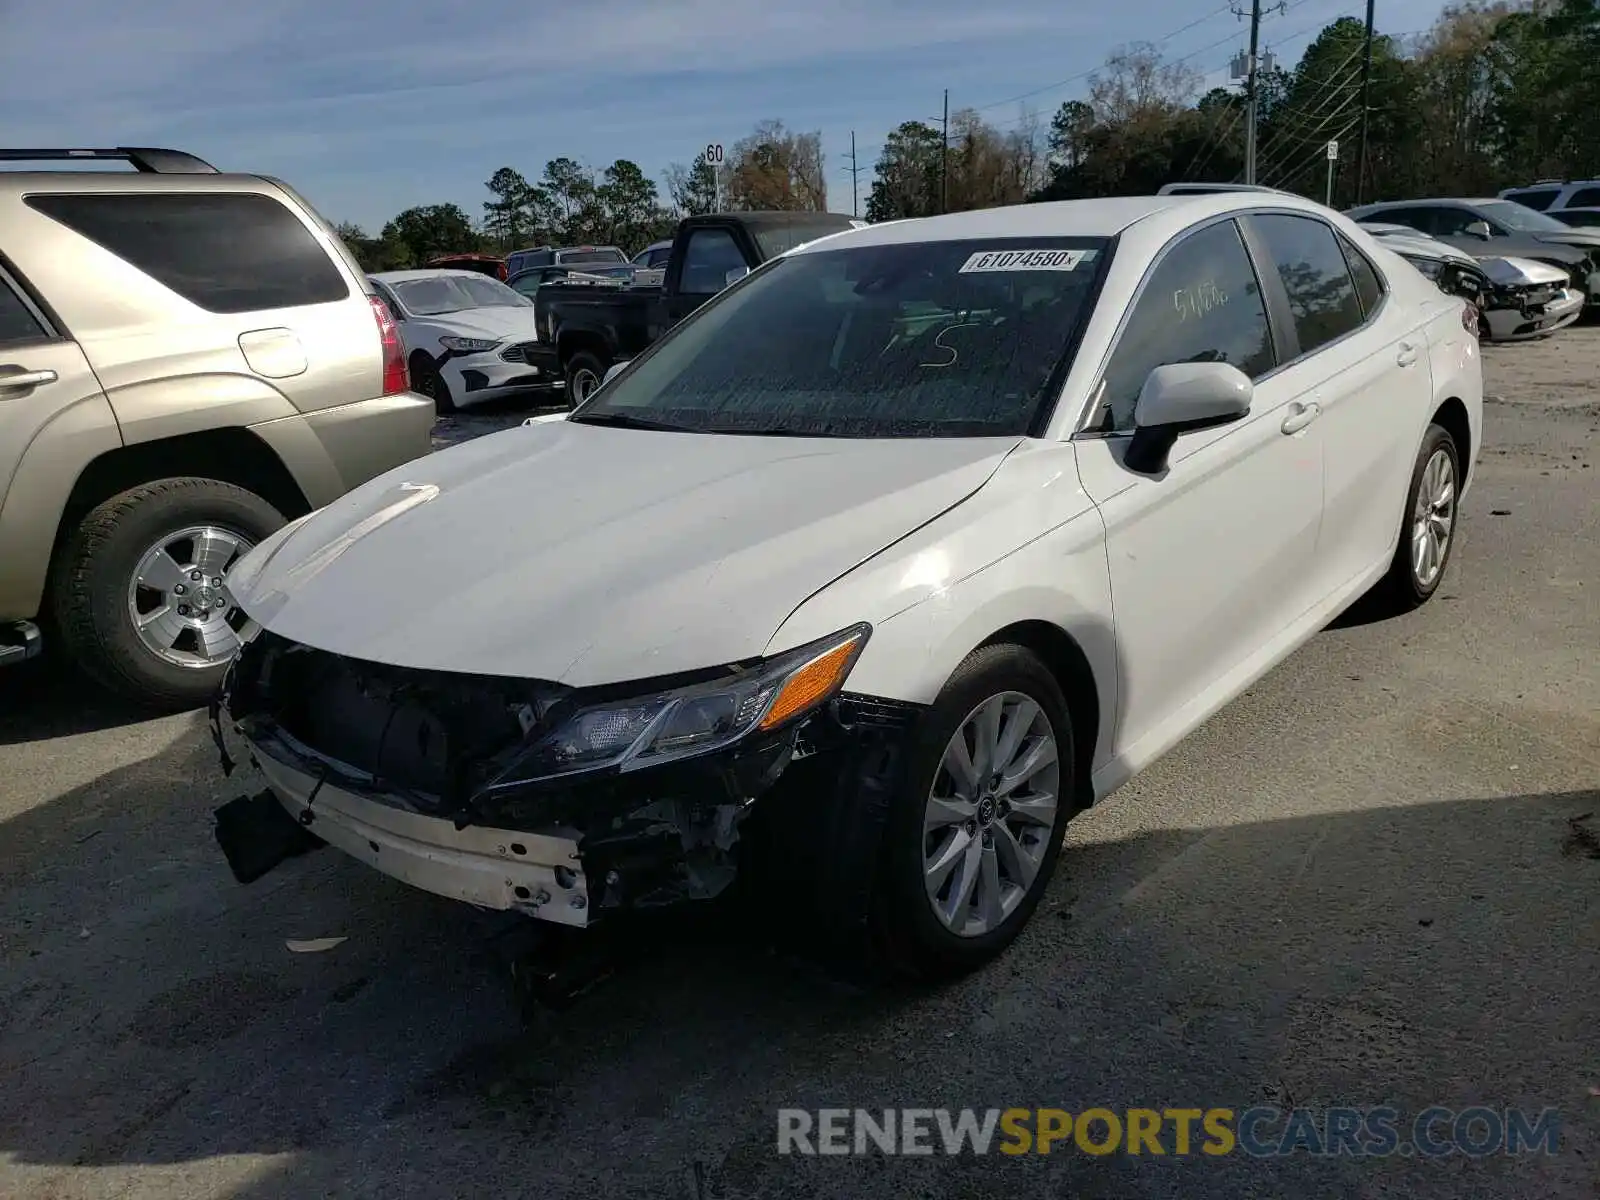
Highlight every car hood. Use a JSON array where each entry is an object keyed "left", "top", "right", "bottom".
[
  {"left": 425, "top": 307, "right": 541, "bottom": 342},
  {"left": 228, "top": 421, "right": 1023, "bottom": 685},
  {"left": 1479, "top": 256, "right": 1571, "bottom": 287},
  {"left": 1529, "top": 228, "right": 1600, "bottom": 251},
  {"left": 1371, "top": 229, "right": 1476, "bottom": 266}
]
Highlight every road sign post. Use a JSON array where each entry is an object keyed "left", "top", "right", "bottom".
[
  {"left": 1325, "top": 139, "right": 1339, "bottom": 207},
  {"left": 703, "top": 143, "right": 724, "bottom": 211}
]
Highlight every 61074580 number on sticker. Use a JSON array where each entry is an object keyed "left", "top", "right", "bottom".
[{"left": 958, "top": 249, "right": 1094, "bottom": 273}]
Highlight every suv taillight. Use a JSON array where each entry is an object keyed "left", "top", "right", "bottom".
[
  {"left": 368, "top": 295, "right": 409, "bottom": 395},
  {"left": 1461, "top": 300, "right": 1480, "bottom": 335}
]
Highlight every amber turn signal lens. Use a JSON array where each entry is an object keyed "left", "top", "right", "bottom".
[{"left": 757, "top": 632, "right": 866, "bottom": 731}]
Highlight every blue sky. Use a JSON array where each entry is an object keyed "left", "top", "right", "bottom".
[{"left": 1, "top": 0, "right": 1450, "bottom": 234}]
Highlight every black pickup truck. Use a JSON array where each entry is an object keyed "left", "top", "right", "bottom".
[{"left": 531, "top": 211, "right": 860, "bottom": 403}]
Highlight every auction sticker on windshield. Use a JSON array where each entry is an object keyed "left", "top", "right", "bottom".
[{"left": 959, "top": 249, "right": 1095, "bottom": 273}]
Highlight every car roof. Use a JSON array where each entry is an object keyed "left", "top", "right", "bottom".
[
  {"left": 790, "top": 193, "right": 1340, "bottom": 253},
  {"left": 370, "top": 268, "right": 496, "bottom": 283}
]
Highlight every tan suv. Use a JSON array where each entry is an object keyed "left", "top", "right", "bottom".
[{"left": 0, "top": 146, "right": 434, "bottom": 708}]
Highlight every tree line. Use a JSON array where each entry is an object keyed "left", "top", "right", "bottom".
[
  {"left": 339, "top": 0, "right": 1599, "bottom": 272},
  {"left": 337, "top": 120, "right": 828, "bottom": 271}
]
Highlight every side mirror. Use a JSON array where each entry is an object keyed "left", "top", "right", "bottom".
[
  {"left": 1125, "top": 362, "right": 1253, "bottom": 475},
  {"left": 724, "top": 265, "right": 750, "bottom": 288},
  {"left": 1464, "top": 221, "right": 1493, "bottom": 240},
  {"left": 603, "top": 361, "right": 630, "bottom": 385}
]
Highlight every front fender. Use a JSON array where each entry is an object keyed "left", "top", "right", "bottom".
[{"left": 765, "top": 441, "right": 1120, "bottom": 773}]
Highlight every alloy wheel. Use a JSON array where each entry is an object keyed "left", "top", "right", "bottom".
[
  {"left": 1411, "top": 448, "right": 1456, "bottom": 589},
  {"left": 126, "top": 525, "right": 256, "bottom": 668},
  {"left": 922, "top": 691, "right": 1060, "bottom": 938}
]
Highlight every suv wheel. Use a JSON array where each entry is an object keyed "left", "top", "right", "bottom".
[
  {"left": 871, "top": 644, "right": 1074, "bottom": 980},
  {"left": 52, "top": 478, "right": 286, "bottom": 709}
]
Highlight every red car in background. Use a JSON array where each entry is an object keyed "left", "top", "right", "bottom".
[{"left": 426, "top": 252, "right": 508, "bottom": 281}]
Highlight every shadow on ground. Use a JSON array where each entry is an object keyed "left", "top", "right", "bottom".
[
  {"left": 0, "top": 656, "right": 174, "bottom": 746},
  {"left": 0, "top": 707, "right": 1593, "bottom": 1199}
]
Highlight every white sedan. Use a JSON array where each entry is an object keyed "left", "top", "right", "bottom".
[
  {"left": 218, "top": 192, "right": 1481, "bottom": 982},
  {"left": 368, "top": 269, "right": 556, "bottom": 412}
]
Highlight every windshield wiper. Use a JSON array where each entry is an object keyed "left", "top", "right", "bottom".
[{"left": 568, "top": 411, "right": 692, "bottom": 432}]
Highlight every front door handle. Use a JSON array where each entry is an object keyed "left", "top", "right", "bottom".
[
  {"left": 1396, "top": 342, "right": 1419, "bottom": 367},
  {"left": 0, "top": 367, "right": 58, "bottom": 392},
  {"left": 1281, "top": 401, "right": 1321, "bottom": 435}
]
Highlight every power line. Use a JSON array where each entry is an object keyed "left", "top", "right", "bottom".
[{"left": 964, "top": 0, "right": 1237, "bottom": 116}]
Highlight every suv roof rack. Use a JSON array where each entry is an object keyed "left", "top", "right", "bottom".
[{"left": 0, "top": 147, "right": 218, "bottom": 174}]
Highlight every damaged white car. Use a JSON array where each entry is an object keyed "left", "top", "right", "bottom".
[
  {"left": 1363, "top": 223, "right": 1582, "bottom": 340},
  {"left": 214, "top": 193, "right": 1482, "bottom": 981}
]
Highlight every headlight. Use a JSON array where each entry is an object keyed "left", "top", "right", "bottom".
[
  {"left": 486, "top": 623, "right": 870, "bottom": 788},
  {"left": 439, "top": 335, "right": 501, "bottom": 353}
]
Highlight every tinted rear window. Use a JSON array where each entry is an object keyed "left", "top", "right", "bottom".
[
  {"left": 750, "top": 221, "right": 856, "bottom": 259},
  {"left": 558, "top": 248, "right": 626, "bottom": 265},
  {"left": 1505, "top": 188, "right": 1559, "bottom": 211},
  {"left": 25, "top": 192, "right": 349, "bottom": 314}
]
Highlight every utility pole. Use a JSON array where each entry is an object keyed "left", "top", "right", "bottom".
[
  {"left": 1232, "top": 0, "right": 1283, "bottom": 185},
  {"left": 941, "top": 89, "right": 950, "bottom": 214},
  {"left": 1244, "top": 0, "right": 1262, "bottom": 185},
  {"left": 848, "top": 130, "right": 862, "bottom": 218},
  {"left": 1355, "top": 0, "right": 1377, "bottom": 204}
]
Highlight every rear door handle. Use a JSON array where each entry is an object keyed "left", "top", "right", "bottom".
[
  {"left": 1397, "top": 342, "right": 1419, "bottom": 367},
  {"left": 1281, "top": 401, "right": 1320, "bottom": 435},
  {"left": 0, "top": 367, "right": 58, "bottom": 391}
]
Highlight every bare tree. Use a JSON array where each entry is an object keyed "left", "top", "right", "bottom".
[
  {"left": 724, "top": 120, "right": 828, "bottom": 211},
  {"left": 1088, "top": 42, "right": 1202, "bottom": 129}
]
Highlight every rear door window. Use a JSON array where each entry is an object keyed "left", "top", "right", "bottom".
[
  {"left": 1336, "top": 232, "right": 1385, "bottom": 319},
  {"left": 25, "top": 192, "right": 349, "bottom": 314},
  {"left": 1247, "top": 214, "right": 1366, "bottom": 355},
  {"left": 1567, "top": 186, "right": 1600, "bottom": 208},
  {"left": 0, "top": 274, "right": 48, "bottom": 346}
]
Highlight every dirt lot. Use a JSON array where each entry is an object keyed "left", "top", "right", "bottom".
[{"left": 0, "top": 331, "right": 1596, "bottom": 1199}]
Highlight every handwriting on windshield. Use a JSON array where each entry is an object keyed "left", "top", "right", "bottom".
[
  {"left": 920, "top": 322, "right": 981, "bottom": 368},
  {"left": 1173, "top": 280, "right": 1228, "bottom": 321}
]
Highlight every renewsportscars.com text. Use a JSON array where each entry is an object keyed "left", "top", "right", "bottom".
[{"left": 776, "top": 1106, "right": 1562, "bottom": 1158}]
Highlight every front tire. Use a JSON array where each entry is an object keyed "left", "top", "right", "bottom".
[
  {"left": 871, "top": 644, "right": 1074, "bottom": 980},
  {"left": 1374, "top": 422, "right": 1461, "bottom": 613},
  {"left": 410, "top": 353, "right": 456, "bottom": 414},
  {"left": 51, "top": 478, "right": 285, "bottom": 710}
]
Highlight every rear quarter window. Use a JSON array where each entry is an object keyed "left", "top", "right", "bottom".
[{"left": 25, "top": 192, "right": 349, "bottom": 314}]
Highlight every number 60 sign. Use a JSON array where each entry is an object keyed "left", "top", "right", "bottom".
[{"left": 703, "top": 143, "right": 724, "bottom": 166}]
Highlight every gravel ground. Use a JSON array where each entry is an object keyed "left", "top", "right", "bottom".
[{"left": 0, "top": 329, "right": 1595, "bottom": 1199}]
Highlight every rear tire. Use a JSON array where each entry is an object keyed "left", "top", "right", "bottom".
[
  {"left": 1372, "top": 422, "right": 1461, "bottom": 614},
  {"left": 565, "top": 350, "right": 608, "bottom": 406},
  {"left": 869, "top": 644, "right": 1074, "bottom": 981},
  {"left": 51, "top": 479, "right": 285, "bottom": 710}
]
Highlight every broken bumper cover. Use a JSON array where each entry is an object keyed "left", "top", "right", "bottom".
[
  {"left": 253, "top": 748, "right": 593, "bottom": 925},
  {"left": 215, "top": 629, "right": 923, "bottom": 929}
]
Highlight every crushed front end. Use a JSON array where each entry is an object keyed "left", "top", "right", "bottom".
[{"left": 213, "top": 624, "right": 921, "bottom": 935}]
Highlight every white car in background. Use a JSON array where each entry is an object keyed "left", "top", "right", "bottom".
[
  {"left": 220, "top": 192, "right": 1481, "bottom": 983},
  {"left": 368, "top": 269, "right": 554, "bottom": 412}
]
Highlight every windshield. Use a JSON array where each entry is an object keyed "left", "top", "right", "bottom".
[
  {"left": 558, "top": 248, "right": 627, "bottom": 265},
  {"left": 751, "top": 219, "right": 858, "bottom": 259},
  {"left": 393, "top": 275, "right": 531, "bottom": 314},
  {"left": 575, "top": 237, "right": 1110, "bottom": 438},
  {"left": 1477, "top": 200, "right": 1572, "bottom": 233}
]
